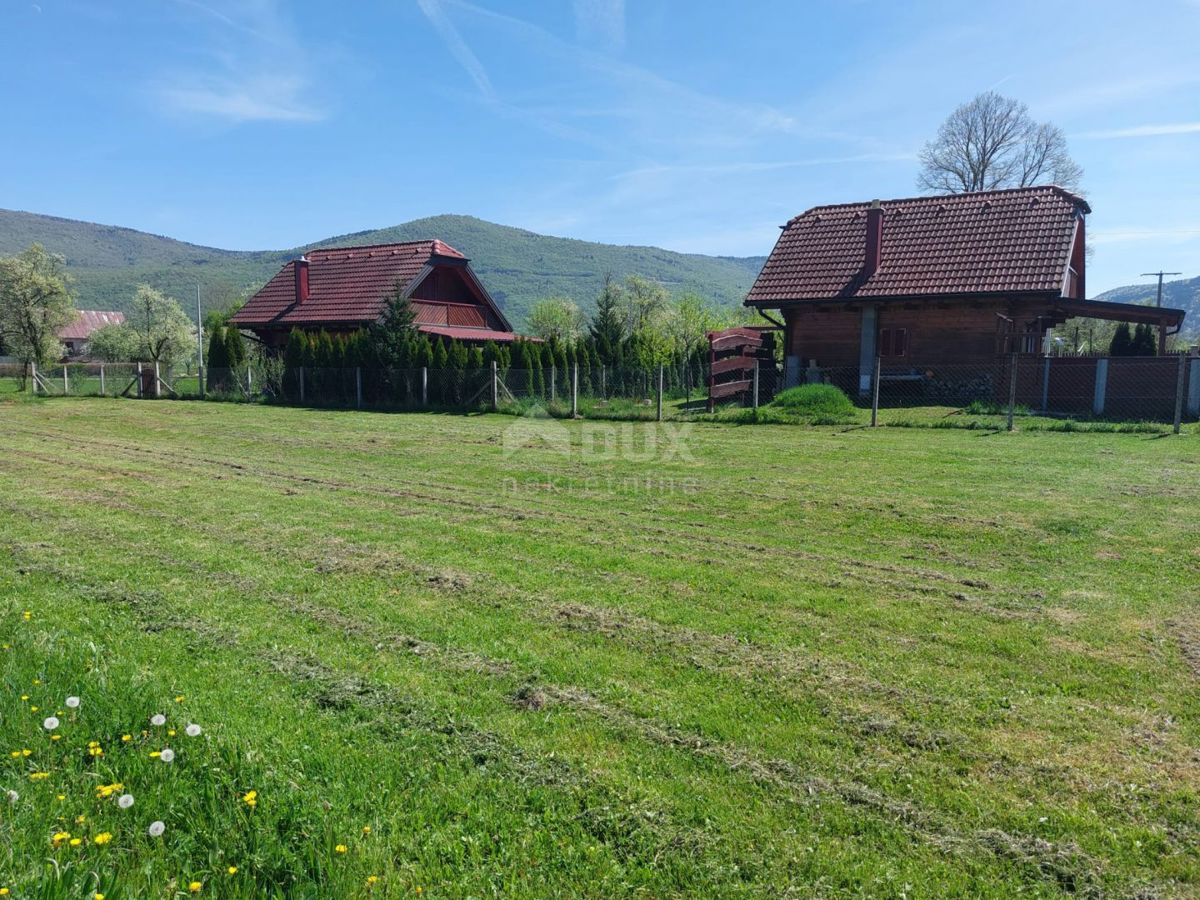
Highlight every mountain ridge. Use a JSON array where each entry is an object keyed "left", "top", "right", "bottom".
[{"left": 0, "top": 209, "right": 766, "bottom": 329}]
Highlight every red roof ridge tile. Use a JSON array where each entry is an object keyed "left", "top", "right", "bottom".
[{"left": 784, "top": 185, "right": 1089, "bottom": 227}]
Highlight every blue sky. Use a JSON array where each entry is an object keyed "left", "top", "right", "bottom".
[{"left": 2, "top": 0, "right": 1198, "bottom": 294}]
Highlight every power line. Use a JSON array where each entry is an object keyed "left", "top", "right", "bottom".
[{"left": 1139, "top": 270, "right": 1183, "bottom": 307}]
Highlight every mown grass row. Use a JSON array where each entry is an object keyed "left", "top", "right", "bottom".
[{"left": 1, "top": 399, "right": 1198, "bottom": 895}]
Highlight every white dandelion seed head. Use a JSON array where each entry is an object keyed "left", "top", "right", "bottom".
[
  {"left": 65, "top": 696, "right": 80, "bottom": 709},
  {"left": 43, "top": 716, "right": 60, "bottom": 730},
  {"left": 151, "top": 714, "right": 166, "bottom": 726},
  {"left": 118, "top": 793, "right": 134, "bottom": 809},
  {"left": 159, "top": 748, "right": 175, "bottom": 763},
  {"left": 185, "top": 723, "right": 201, "bottom": 737},
  {"left": 6, "top": 790, "right": 17, "bottom": 803},
  {"left": 148, "top": 820, "right": 165, "bottom": 837}
]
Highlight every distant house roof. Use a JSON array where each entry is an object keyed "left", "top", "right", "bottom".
[
  {"left": 58, "top": 310, "right": 125, "bottom": 341},
  {"left": 229, "top": 240, "right": 512, "bottom": 334},
  {"left": 746, "top": 185, "right": 1091, "bottom": 305}
]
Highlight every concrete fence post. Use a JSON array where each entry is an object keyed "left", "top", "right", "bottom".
[
  {"left": 550, "top": 367, "right": 557, "bottom": 403},
  {"left": 298, "top": 366, "right": 305, "bottom": 404},
  {"left": 30, "top": 361, "right": 37, "bottom": 395},
  {"left": 1041, "top": 356, "right": 1051, "bottom": 412},
  {"left": 490, "top": 361, "right": 499, "bottom": 412},
  {"left": 198, "top": 363, "right": 205, "bottom": 399},
  {"left": 656, "top": 365, "right": 664, "bottom": 422},
  {"left": 421, "top": 366, "right": 428, "bottom": 407},
  {"left": 571, "top": 364, "right": 579, "bottom": 418},
  {"left": 1174, "top": 353, "right": 1187, "bottom": 435},
  {"left": 136, "top": 362, "right": 143, "bottom": 399},
  {"left": 871, "top": 356, "right": 881, "bottom": 427},
  {"left": 246, "top": 366, "right": 253, "bottom": 397},
  {"left": 1188, "top": 356, "right": 1200, "bottom": 419},
  {"left": 355, "top": 367, "right": 362, "bottom": 409},
  {"left": 153, "top": 361, "right": 161, "bottom": 399},
  {"left": 99, "top": 364, "right": 105, "bottom": 397},
  {"left": 63, "top": 365, "right": 69, "bottom": 396},
  {"left": 1093, "top": 358, "right": 1108, "bottom": 417},
  {"left": 752, "top": 360, "right": 760, "bottom": 410},
  {"left": 1007, "top": 353, "right": 1018, "bottom": 432}
]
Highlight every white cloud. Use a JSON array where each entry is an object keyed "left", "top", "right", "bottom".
[
  {"left": 160, "top": 75, "right": 319, "bottom": 123},
  {"left": 156, "top": 0, "right": 325, "bottom": 124},
  {"left": 415, "top": 0, "right": 495, "bottom": 100},
  {"left": 1077, "top": 122, "right": 1200, "bottom": 140},
  {"left": 572, "top": 0, "right": 625, "bottom": 52}
]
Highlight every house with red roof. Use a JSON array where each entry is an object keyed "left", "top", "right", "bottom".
[
  {"left": 746, "top": 186, "right": 1186, "bottom": 392},
  {"left": 230, "top": 240, "right": 520, "bottom": 348},
  {"left": 58, "top": 310, "right": 125, "bottom": 358}
]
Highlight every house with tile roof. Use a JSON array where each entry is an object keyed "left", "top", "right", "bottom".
[
  {"left": 230, "top": 240, "right": 521, "bottom": 348},
  {"left": 57, "top": 310, "right": 125, "bottom": 358},
  {"left": 745, "top": 186, "right": 1187, "bottom": 392}
]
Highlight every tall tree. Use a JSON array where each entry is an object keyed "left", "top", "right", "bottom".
[
  {"left": 0, "top": 244, "right": 76, "bottom": 373},
  {"left": 918, "top": 92, "right": 1082, "bottom": 194},
  {"left": 1109, "top": 322, "right": 1134, "bottom": 357},
  {"left": 367, "top": 282, "right": 417, "bottom": 369},
  {"left": 588, "top": 274, "right": 625, "bottom": 364}
]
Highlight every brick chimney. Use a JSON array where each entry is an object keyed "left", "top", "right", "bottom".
[
  {"left": 294, "top": 255, "right": 309, "bottom": 304},
  {"left": 864, "top": 200, "right": 883, "bottom": 277}
]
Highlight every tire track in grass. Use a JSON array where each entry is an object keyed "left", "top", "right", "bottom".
[{"left": 0, "top": 528, "right": 1113, "bottom": 896}]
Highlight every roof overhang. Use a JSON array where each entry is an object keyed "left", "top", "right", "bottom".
[{"left": 1049, "top": 297, "right": 1185, "bottom": 327}]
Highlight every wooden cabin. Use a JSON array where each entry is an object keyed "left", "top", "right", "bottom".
[
  {"left": 745, "top": 186, "right": 1187, "bottom": 392},
  {"left": 230, "top": 240, "right": 521, "bottom": 347}
]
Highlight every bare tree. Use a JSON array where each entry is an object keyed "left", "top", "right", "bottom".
[{"left": 917, "top": 92, "right": 1082, "bottom": 194}]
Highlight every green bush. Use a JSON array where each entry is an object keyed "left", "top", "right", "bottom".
[{"left": 771, "top": 384, "right": 855, "bottom": 417}]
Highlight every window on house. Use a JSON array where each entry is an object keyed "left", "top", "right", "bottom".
[{"left": 879, "top": 327, "right": 908, "bottom": 358}]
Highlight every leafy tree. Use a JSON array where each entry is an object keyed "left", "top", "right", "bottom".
[
  {"left": 284, "top": 328, "right": 307, "bottom": 369},
  {"left": 1109, "top": 322, "right": 1133, "bottom": 357},
  {"left": 588, "top": 274, "right": 625, "bottom": 364},
  {"left": 918, "top": 92, "right": 1082, "bottom": 193},
  {"left": 0, "top": 243, "right": 75, "bottom": 373},
  {"left": 88, "top": 324, "right": 140, "bottom": 362},
  {"left": 125, "top": 285, "right": 195, "bottom": 366},
  {"left": 527, "top": 296, "right": 585, "bottom": 343},
  {"left": 1131, "top": 322, "right": 1157, "bottom": 356},
  {"left": 621, "top": 275, "right": 668, "bottom": 335}
]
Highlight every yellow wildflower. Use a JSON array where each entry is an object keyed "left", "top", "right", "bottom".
[
  {"left": 22, "top": 611, "right": 31, "bottom": 620},
  {"left": 20, "top": 695, "right": 28, "bottom": 701},
  {"left": 149, "top": 751, "right": 160, "bottom": 758},
  {"left": 76, "top": 814, "right": 86, "bottom": 824},
  {"left": 121, "top": 734, "right": 132, "bottom": 742},
  {"left": 335, "top": 844, "right": 348, "bottom": 854},
  {"left": 69, "top": 838, "right": 82, "bottom": 847},
  {"left": 51, "top": 734, "right": 62, "bottom": 741},
  {"left": 227, "top": 866, "right": 238, "bottom": 875},
  {"left": 56, "top": 794, "right": 65, "bottom": 801},
  {"left": 242, "top": 790, "right": 257, "bottom": 808},
  {"left": 21, "top": 749, "right": 31, "bottom": 757},
  {"left": 32, "top": 679, "right": 40, "bottom": 685},
  {"left": 362, "top": 825, "right": 372, "bottom": 835},
  {"left": 29, "top": 771, "right": 50, "bottom": 781},
  {"left": 175, "top": 696, "right": 186, "bottom": 704},
  {"left": 96, "top": 894, "right": 105, "bottom": 900},
  {"left": 189, "top": 881, "right": 202, "bottom": 893},
  {"left": 367, "top": 875, "right": 379, "bottom": 885},
  {"left": 92, "top": 832, "right": 113, "bottom": 845},
  {"left": 51, "top": 830, "right": 71, "bottom": 846},
  {"left": 168, "top": 729, "right": 176, "bottom": 737},
  {"left": 0, "top": 888, "right": 9, "bottom": 896}
]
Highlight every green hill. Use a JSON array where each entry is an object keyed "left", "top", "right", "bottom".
[
  {"left": 1094, "top": 276, "right": 1199, "bottom": 339},
  {"left": 0, "top": 209, "right": 765, "bottom": 329}
]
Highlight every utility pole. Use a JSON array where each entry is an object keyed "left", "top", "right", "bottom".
[{"left": 1139, "top": 271, "right": 1182, "bottom": 308}]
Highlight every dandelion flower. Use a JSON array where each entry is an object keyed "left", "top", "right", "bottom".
[
  {"left": 56, "top": 794, "right": 65, "bottom": 801},
  {"left": 362, "top": 825, "right": 372, "bottom": 835},
  {"left": 22, "top": 611, "right": 31, "bottom": 620},
  {"left": 175, "top": 696, "right": 185, "bottom": 704},
  {"left": 185, "top": 724, "right": 201, "bottom": 737},
  {"left": 149, "top": 751, "right": 160, "bottom": 758},
  {"left": 118, "top": 793, "right": 134, "bottom": 809},
  {"left": 6, "top": 790, "right": 18, "bottom": 803},
  {"left": 167, "top": 729, "right": 176, "bottom": 737},
  {"left": 65, "top": 696, "right": 80, "bottom": 709},
  {"left": 29, "top": 772, "right": 49, "bottom": 781},
  {"left": 242, "top": 790, "right": 257, "bottom": 808},
  {"left": 227, "top": 866, "right": 238, "bottom": 875},
  {"left": 21, "top": 749, "right": 32, "bottom": 757},
  {"left": 92, "top": 832, "right": 113, "bottom": 845},
  {"left": 0, "top": 888, "right": 9, "bottom": 896},
  {"left": 43, "top": 716, "right": 59, "bottom": 730},
  {"left": 76, "top": 814, "right": 86, "bottom": 824},
  {"left": 150, "top": 714, "right": 166, "bottom": 726},
  {"left": 159, "top": 748, "right": 175, "bottom": 763},
  {"left": 69, "top": 837, "right": 81, "bottom": 846},
  {"left": 30, "top": 706, "right": 39, "bottom": 713},
  {"left": 189, "top": 881, "right": 202, "bottom": 893},
  {"left": 51, "top": 734, "right": 62, "bottom": 742},
  {"left": 20, "top": 695, "right": 28, "bottom": 701},
  {"left": 335, "top": 844, "right": 348, "bottom": 854},
  {"left": 367, "top": 875, "right": 379, "bottom": 885},
  {"left": 121, "top": 734, "right": 132, "bottom": 742},
  {"left": 95, "top": 893, "right": 105, "bottom": 900},
  {"left": 51, "top": 831, "right": 71, "bottom": 846},
  {"left": 148, "top": 820, "right": 165, "bottom": 837}
]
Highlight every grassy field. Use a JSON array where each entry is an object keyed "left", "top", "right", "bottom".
[{"left": 1, "top": 399, "right": 1198, "bottom": 897}]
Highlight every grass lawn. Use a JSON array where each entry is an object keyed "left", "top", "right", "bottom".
[{"left": 1, "top": 398, "right": 1198, "bottom": 897}]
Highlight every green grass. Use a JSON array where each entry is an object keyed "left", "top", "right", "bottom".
[
  {"left": 1, "top": 399, "right": 1199, "bottom": 896},
  {"left": 772, "top": 384, "right": 856, "bottom": 418}
]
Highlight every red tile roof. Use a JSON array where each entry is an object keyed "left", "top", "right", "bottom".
[
  {"left": 419, "top": 325, "right": 523, "bottom": 343},
  {"left": 746, "top": 185, "right": 1089, "bottom": 305},
  {"left": 58, "top": 310, "right": 125, "bottom": 341},
  {"left": 229, "top": 240, "right": 503, "bottom": 330}
]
